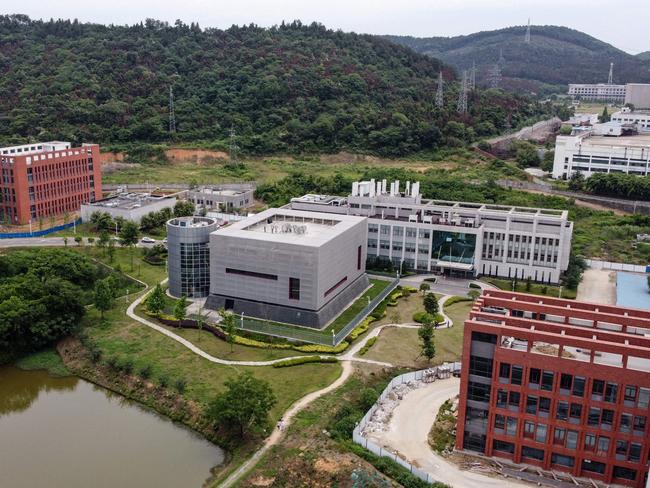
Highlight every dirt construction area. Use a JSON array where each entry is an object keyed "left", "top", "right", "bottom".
[
  {"left": 577, "top": 268, "right": 616, "bottom": 304},
  {"left": 364, "top": 378, "right": 529, "bottom": 488}
]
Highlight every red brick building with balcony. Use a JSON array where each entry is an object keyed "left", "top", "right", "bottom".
[
  {"left": 0, "top": 142, "right": 101, "bottom": 225},
  {"left": 456, "top": 290, "right": 650, "bottom": 487}
]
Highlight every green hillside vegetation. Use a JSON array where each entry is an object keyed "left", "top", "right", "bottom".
[
  {"left": 2, "top": 15, "right": 560, "bottom": 156},
  {"left": 386, "top": 26, "right": 650, "bottom": 93},
  {"left": 637, "top": 51, "right": 650, "bottom": 61}
]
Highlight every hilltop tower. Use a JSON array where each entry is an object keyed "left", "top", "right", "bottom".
[
  {"left": 456, "top": 70, "right": 468, "bottom": 114},
  {"left": 469, "top": 61, "right": 476, "bottom": 90},
  {"left": 525, "top": 18, "right": 531, "bottom": 44},
  {"left": 168, "top": 85, "right": 176, "bottom": 134},
  {"left": 608, "top": 62, "right": 614, "bottom": 84}
]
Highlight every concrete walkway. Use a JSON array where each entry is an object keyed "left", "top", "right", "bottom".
[
  {"left": 367, "top": 378, "right": 528, "bottom": 488},
  {"left": 577, "top": 268, "right": 616, "bottom": 304}
]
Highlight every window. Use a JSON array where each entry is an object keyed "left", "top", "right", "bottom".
[
  {"left": 535, "top": 424, "right": 547, "bottom": 443},
  {"left": 541, "top": 371, "right": 554, "bottom": 391},
  {"left": 551, "top": 453, "right": 575, "bottom": 468},
  {"left": 582, "top": 460, "right": 605, "bottom": 474},
  {"left": 601, "top": 409, "right": 614, "bottom": 427},
  {"left": 624, "top": 386, "right": 637, "bottom": 403},
  {"left": 494, "top": 414, "right": 506, "bottom": 431},
  {"left": 629, "top": 443, "right": 642, "bottom": 462},
  {"left": 357, "top": 245, "right": 362, "bottom": 270},
  {"left": 493, "top": 440, "right": 515, "bottom": 454},
  {"left": 638, "top": 387, "right": 650, "bottom": 409},
  {"left": 560, "top": 373, "right": 572, "bottom": 392},
  {"left": 620, "top": 413, "right": 632, "bottom": 433},
  {"left": 506, "top": 417, "right": 518, "bottom": 436},
  {"left": 633, "top": 415, "right": 646, "bottom": 435},
  {"left": 324, "top": 276, "right": 348, "bottom": 297},
  {"left": 569, "top": 403, "right": 582, "bottom": 422},
  {"left": 496, "top": 390, "right": 507, "bottom": 408},
  {"left": 592, "top": 379, "right": 605, "bottom": 399},
  {"left": 226, "top": 268, "right": 278, "bottom": 280},
  {"left": 469, "top": 356, "right": 493, "bottom": 378},
  {"left": 509, "top": 391, "right": 520, "bottom": 408},
  {"left": 556, "top": 401, "right": 568, "bottom": 421},
  {"left": 539, "top": 397, "right": 551, "bottom": 416},
  {"left": 499, "top": 363, "right": 510, "bottom": 382},
  {"left": 597, "top": 436, "right": 610, "bottom": 455},
  {"left": 604, "top": 382, "right": 618, "bottom": 403},
  {"left": 289, "top": 277, "right": 300, "bottom": 300},
  {"left": 522, "top": 445, "right": 545, "bottom": 461},
  {"left": 566, "top": 430, "right": 578, "bottom": 449},
  {"left": 588, "top": 407, "right": 601, "bottom": 426},
  {"left": 572, "top": 377, "right": 585, "bottom": 397},
  {"left": 467, "top": 382, "right": 491, "bottom": 403},
  {"left": 616, "top": 440, "right": 629, "bottom": 457},
  {"left": 553, "top": 427, "right": 565, "bottom": 446},
  {"left": 613, "top": 466, "right": 637, "bottom": 481},
  {"left": 529, "top": 368, "right": 541, "bottom": 388},
  {"left": 526, "top": 395, "right": 539, "bottom": 415},
  {"left": 511, "top": 366, "right": 523, "bottom": 385},
  {"left": 584, "top": 434, "right": 596, "bottom": 451},
  {"left": 524, "top": 421, "right": 535, "bottom": 439}
]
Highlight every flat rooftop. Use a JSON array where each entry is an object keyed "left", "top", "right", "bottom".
[
  {"left": 213, "top": 208, "right": 366, "bottom": 247},
  {"left": 85, "top": 192, "right": 173, "bottom": 210},
  {"left": 0, "top": 141, "right": 71, "bottom": 156},
  {"left": 194, "top": 185, "right": 254, "bottom": 196},
  {"left": 584, "top": 133, "right": 650, "bottom": 148},
  {"left": 168, "top": 216, "right": 217, "bottom": 228}
]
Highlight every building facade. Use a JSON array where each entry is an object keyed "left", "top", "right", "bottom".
[
  {"left": 290, "top": 181, "right": 573, "bottom": 284},
  {"left": 0, "top": 141, "right": 101, "bottom": 225},
  {"left": 552, "top": 132, "right": 650, "bottom": 179},
  {"left": 206, "top": 208, "right": 369, "bottom": 328},
  {"left": 568, "top": 84, "right": 627, "bottom": 103},
  {"left": 167, "top": 216, "right": 219, "bottom": 298},
  {"left": 611, "top": 110, "right": 650, "bottom": 132},
  {"left": 81, "top": 192, "right": 178, "bottom": 223},
  {"left": 626, "top": 84, "right": 650, "bottom": 110},
  {"left": 456, "top": 290, "right": 650, "bottom": 487}
]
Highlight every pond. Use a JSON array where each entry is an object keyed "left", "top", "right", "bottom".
[{"left": 0, "top": 366, "right": 225, "bottom": 488}]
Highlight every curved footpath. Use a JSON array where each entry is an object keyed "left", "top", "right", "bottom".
[{"left": 367, "top": 378, "right": 528, "bottom": 488}]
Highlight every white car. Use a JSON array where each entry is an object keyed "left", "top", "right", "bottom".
[
  {"left": 162, "top": 238, "right": 168, "bottom": 244},
  {"left": 141, "top": 237, "right": 156, "bottom": 244}
]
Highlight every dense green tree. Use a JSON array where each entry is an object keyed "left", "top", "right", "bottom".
[
  {"left": 173, "top": 295, "right": 188, "bottom": 322},
  {"left": 94, "top": 278, "right": 115, "bottom": 319},
  {"left": 173, "top": 201, "right": 195, "bottom": 218},
  {"left": 423, "top": 293, "right": 439, "bottom": 315},
  {"left": 119, "top": 221, "right": 139, "bottom": 270},
  {"left": 221, "top": 310, "right": 237, "bottom": 353},
  {"left": 513, "top": 141, "right": 541, "bottom": 168},
  {"left": 145, "top": 284, "right": 166, "bottom": 314},
  {"left": 207, "top": 371, "right": 277, "bottom": 437},
  {"left": 418, "top": 320, "right": 436, "bottom": 363}
]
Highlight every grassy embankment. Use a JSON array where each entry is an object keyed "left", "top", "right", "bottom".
[
  {"left": 60, "top": 246, "right": 343, "bottom": 482},
  {"left": 481, "top": 277, "right": 577, "bottom": 299}
]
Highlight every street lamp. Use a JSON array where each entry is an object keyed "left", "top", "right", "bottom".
[{"left": 241, "top": 312, "right": 245, "bottom": 329}]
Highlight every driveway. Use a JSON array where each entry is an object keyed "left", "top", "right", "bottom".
[
  {"left": 577, "top": 268, "right": 616, "bottom": 304},
  {"left": 367, "top": 378, "right": 528, "bottom": 488}
]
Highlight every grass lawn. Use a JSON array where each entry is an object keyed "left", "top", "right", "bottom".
[
  {"left": 81, "top": 248, "right": 342, "bottom": 421},
  {"left": 364, "top": 298, "right": 471, "bottom": 368},
  {"left": 324, "top": 278, "right": 392, "bottom": 334},
  {"left": 482, "top": 277, "right": 576, "bottom": 299},
  {"left": 15, "top": 349, "right": 72, "bottom": 377}
]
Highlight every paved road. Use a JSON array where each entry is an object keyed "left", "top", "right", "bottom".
[
  {"left": 577, "top": 268, "right": 616, "bottom": 304},
  {"left": 367, "top": 378, "right": 528, "bottom": 488},
  {"left": 0, "top": 236, "right": 160, "bottom": 249}
]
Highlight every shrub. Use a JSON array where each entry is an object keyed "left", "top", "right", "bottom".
[
  {"left": 293, "top": 342, "right": 349, "bottom": 354},
  {"left": 158, "top": 374, "right": 170, "bottom": 389},
  {"left": 120, "top": 358, "right": 134, "bottom": 375},
  {"left": 272, "top": 356, "right": 338, "bottom": 368},
  {"left": 106, "top": 355, "right": 119, "bottom": 370},
  {"left": 359, "top": 387, "right": 379, "bottom": 411},
  {"left": 231, "top": 334, "right": 292, "bottom": 350},
  {"left": 443, "top": 295, "right": 473, "bottom": 307},
  {"left": 346, "top": 317, "right": 375, "bottom": 342},
  {"left": 402, "top": 286, "right": 418, "bottom": 294},
  {"left": 138, "top": 364, "right": 153, "bottom": 379},
  {"left": 359, "top": 337, "right": 377, "bottom": 356},
  {"left": 174, "top": 378, "right": 187, "bottom": 394},
  {"left": 412, "top": 311, "right": 445, "bottom": 324},
  {"left": 468, "top": 282, "right": 481, "bottom": 289}
]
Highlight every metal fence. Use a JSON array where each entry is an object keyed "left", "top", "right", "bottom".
[
  {"left": 352, "top": 368, "right": 459, "bottom": 485},
  {"left": 234, "top": 276, "right": 400, "bottom": 346},
  {"left": 0, "top": 218, "right": 81, "bottom": 239}
]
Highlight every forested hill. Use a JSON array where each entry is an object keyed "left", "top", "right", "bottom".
[
  {"left": 386, "top": 26, "right": 650, "bottom": 93},
  {"left": 0, "top": 15, "right": 558, "bottom": 156}
]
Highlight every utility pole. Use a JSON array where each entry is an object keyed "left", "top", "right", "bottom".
[
  {"left": 435, "top": 71, "right": 444, "bottom": 108},
  {"left": 457, "top": 70, "right": 468, "bottom": 114},
  {"left": 229, "top": 126, "right": 239, "bottom": 163},
  {"left": 469, "top": 61, "right": 476, "bottom": 91},
  {"left": 168, "top": 85, "right": 176, "bottom": 134},
  {"left": 525, "top": 18, "right": 531, "bottom": 44}
]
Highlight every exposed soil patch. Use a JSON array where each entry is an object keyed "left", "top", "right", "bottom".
[
  {"left": 99, "top": 151, "right": 125, "bottom": 164},
  {"left": 166, "top": 148, "right": 228, "bottom": 164}
]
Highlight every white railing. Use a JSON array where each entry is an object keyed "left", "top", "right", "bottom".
[
  {"left": 586, "top": 259, "right": 648, "bottom": 274},
  {"left": 353, "top": 366, "right": 460, "bottom": 485}
]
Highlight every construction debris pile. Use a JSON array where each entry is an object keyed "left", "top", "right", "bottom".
[{"left": 361, "top": 380, "right": 422, "bottom": 436}]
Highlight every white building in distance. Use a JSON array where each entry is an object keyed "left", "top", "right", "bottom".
[
  {"left": 553, "top": 131, "right": 650, "bottom": 179},
  {"left": 568, "top": 83, "right": 626, "bottom": 103},
  {"left": 290, "top": 180, "right": 573, "bottom": 284}
]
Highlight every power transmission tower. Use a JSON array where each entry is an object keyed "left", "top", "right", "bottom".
[
  {"left": 229, "top": 126, "right": 239, "bottom": 163},
  {"left": 469, "top": 61, "right": 476, "bottom": 90},
  {"left": 435, "top": 71, "right": 444, "bottom": 108},
  {"left": 608, "top": 62, "right": 614, "bottom": 84},
  {"left": 487, "top": 63, "right": 502, "bottom": 89},
  {"left": 168, "top": 85, "right": 176, "bottom": 134},
  {"left": 525, "top": 18, "right": 531, "bottom": 44},
  {"left": 457, "top": 70, "right": 468, "bottom": 114},
  {"left": 498, "top": 48, "right": 506, "bottom": 67}
]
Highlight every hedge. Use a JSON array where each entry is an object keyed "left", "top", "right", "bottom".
[
  {"left": 413, "top": 311, "right": 445, "bottom": 324},
  {"left": 443, "top": 296, "right": 474, "bottom": 307},
  {"left": 272, "top": 356, "right": 338, "bottom": 368},
  {"left": 359, "top": 337, "right": 377, "bottom": 356},
  {"left": 232, "top": 335, "right": 292, "bottom": 350},
  {"left": 293, "top": 342, "right": 349, "bottom": 354},
  {"left": 346, "top": 316, "right": 376, "bottom": 342}
]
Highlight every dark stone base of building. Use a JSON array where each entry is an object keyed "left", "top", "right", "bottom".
[{"left": 205, "top": 274, "right": 370, "bottom": 329}]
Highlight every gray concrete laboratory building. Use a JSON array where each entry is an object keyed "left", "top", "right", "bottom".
[
  {"left": 205, "top": 208, "right": 369, "bottom": 328},
  {"left": 167, "top": 216, "right": 219, "bottom": 298}
]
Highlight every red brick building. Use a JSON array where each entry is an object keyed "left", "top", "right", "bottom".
[
  {"left": 457, "top": 289, "right": 650, "bottom": 487},
  {"left": 0, "top": 142, "right": 101, "bottom": 225}
]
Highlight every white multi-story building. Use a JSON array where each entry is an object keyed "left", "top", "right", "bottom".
[
  {"left": 611, "top": 110, "right": 650, "bottom": 132},
  {"left": 290, "top": 181, "right": 573, "bottom": 284},
  {"left": 553, "top": 131, "right": 650, "bottom": 179},
  {"left": 568, "top": 83, "right": 626, "bottom": 103}
]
